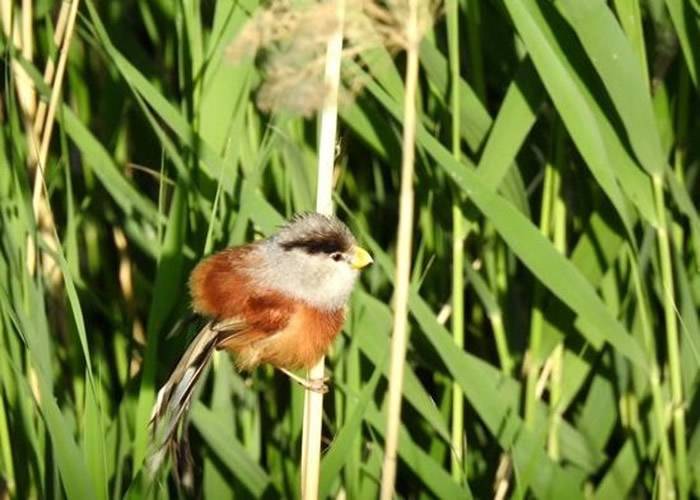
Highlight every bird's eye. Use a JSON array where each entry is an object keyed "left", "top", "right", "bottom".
[{"left": 331, "top": 252, "right": 343, "bottom": 262}]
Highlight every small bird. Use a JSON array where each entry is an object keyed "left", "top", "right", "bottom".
[{"left": 148, "top": 213, "right": 372, "bottom": 477}]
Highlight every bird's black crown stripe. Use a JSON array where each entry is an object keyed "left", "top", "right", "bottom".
[{"left": 280, "top": 233, "right": 351, "bottom": 254}]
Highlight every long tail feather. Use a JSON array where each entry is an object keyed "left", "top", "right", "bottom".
[{"left": 146, "top": 321, "right": 219, "bottom": 478}]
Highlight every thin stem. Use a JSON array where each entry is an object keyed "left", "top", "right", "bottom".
[
  {"left": 32, "top": 0, "right": 81, "bottom": 217},
  {"left": 379, "top": 0, "right": 420, "bottom": 494},
  {"left": 627, "top": 246, "right": 674, "bottom": 499},
  {"left": 451, "top": 205, "right": 465, "bottom": 480},
  {"left": 447, "top": 0, "right": 465, "bottom": 482},
  {"left": 0, "top": 0, "right": 36, "bottom": 124},
  {"left": 546, "top": 344, "right": 563, "bottom": 459},
  {"left": 490, "top": 312, "right": 513, "bottom": 375},
  {"left": 653, "top": 175, "right": 688, "bottom": 500},
  {"left": 547, "top": 140, "right": 565, "bottom": 459},
  {"left": 524, "top": 159, "right": 554, "bottom": 428},
  {"left": 34, "top": 1, "right": 70, "bottom": 137},
  {"left": 301, "top": 0, "right": 345, "bottom": 497}
]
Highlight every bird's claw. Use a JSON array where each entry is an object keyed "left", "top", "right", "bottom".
[
  {"left": 305, "top": 377, "right": 329, "bottom": 394},
  {"left": 278, "top": 367, "right": 330, "bottom": 393}
]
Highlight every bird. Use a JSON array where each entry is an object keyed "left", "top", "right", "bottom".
[{"left": 147, "top": 212, "right": 373, "bottom": 478}]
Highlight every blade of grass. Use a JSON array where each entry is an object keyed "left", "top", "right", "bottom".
[
  {"left": 190, "top": 401, "right": 273, "bottom": 497},
  {"left": 503, "top": 0, "right": 635, "bottom": 238},
  {"left": 352, "top": 66, "right": 649, "bottom": 367}
]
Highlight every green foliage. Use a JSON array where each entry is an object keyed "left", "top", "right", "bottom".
[{"left": 1, "top": 0, "right": 699, "bottom": 498}]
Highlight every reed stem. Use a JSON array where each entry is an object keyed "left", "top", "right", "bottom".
[
  {"left": 446, "top": 0, "right": 465, "bottom": 483},
  {"left": 627, "top": 246, "right": 675, "bottom": 498},
  {"left": 525, "top": 120, "right": 564, "bottom": 430},
  {"left": 450, "top": 205, "right": 465, "bottom": 479},
  {"left": 524, "top": 160, "right": 554, "bottom": 428},
  {"left": 653, "top": 174, "right": 688, "bottom": 500},
  {"left": 301, "top": 0, "right": 345, "bottom": 497},
  {"left": 379, "top": 0, "right": 421, "bottom": 495},
  {"left": 32, "top": 0, "right": 81, "bottom": 217},
  {"left": 547, "top": 138, "right": 565, "bottom": 458}
]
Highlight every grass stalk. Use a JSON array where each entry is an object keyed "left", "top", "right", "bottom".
[
  {"left": 446, "top": 0, "right": 465, "bottom": 483},
  {"left": 20, "top": 0, "right": 33, "bottom": 111},
  {"left": 490, "top": 312, "right": 513, "bottom": 375},
  {"left": 546, "top": 344, "right": 563, "bottom": 459},
  {"left": 0, "top": 1, "right": 36, "bottom": 124},
  {"left": 450, "top": 206, "right": 465, "bottom": 481},
  {"left": 547, "top": 140, "right": 565, "bottom": 459},
  {"left": 33, "top": 1, "right": 70, "bottom": 137},
  {"left": 627, "top": 246, "right": 675, "bottom": 498},
  {"left": 379, "top": 0, "right": 421, "bottom": 495},
  {"left": 523, "top": 160, "right": 554, "bottom": 428},
  {"left": 22, "top": 0, "right": 78, "bottom": 285},
  {"left": 300, "top": 0, "right": 346, "bottom": 497},
  {"left": 653, "top": 174, "right": 688, "bottom": 500},
  {"left": 525, "top": 121, "right": 564, "bottom": 430}
]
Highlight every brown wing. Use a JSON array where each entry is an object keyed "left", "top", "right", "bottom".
[
  {"left": 189, "top": 245, "right": 258, "bottom": 319},
  {"left": 189, "top": 245, "right": 293, "bottom": 329},
  {"left": 189, "top": 246, "right": 298, "bottom": 368}
]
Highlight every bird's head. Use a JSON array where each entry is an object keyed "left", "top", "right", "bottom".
[{"left": 255, "top": 213, "right": 373, "bottom": 310}]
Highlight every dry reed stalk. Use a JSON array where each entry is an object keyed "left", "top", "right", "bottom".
[
  {"left": 20, "top": 0, "right": 33, "bottom": 106},
  {"left": 113, "top": 227, "right": 146, "bottom": 378},
  {"left": 0, "top": 1, "right": 39, "bottom": 167},
  {"left": 379, "top": 0, "right": 421, "bottom": 495},
  {"left": 493, "top": 454, "right": 512, "bottom": 500},
  {"left": 25, "top": 0, "right": 79, "bottom": 282},
  {"left": 0, "top": 1, "right": 52, "bottom": 282},
  {"left": 0, "top": 1, "right": 36, "bottom": 122},
  {"left": 300, "top": 0, "right": 346, "bottom": 498},
  {"left": 32, "top": 0, "right": 81, "bottom": 218},
  {"left": 33, "top": 0, "right": 70, "bottom": 138}
]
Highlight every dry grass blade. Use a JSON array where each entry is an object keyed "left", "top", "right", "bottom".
[
  {"left": 33, "top": 0, "right": 70, "bottom": 138},
  {"left": 32, "top": 0, "right": 80, "bottom": 218}
]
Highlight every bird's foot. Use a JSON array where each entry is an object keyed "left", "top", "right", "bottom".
[
  {"left": 279, "top": 368, "right": 330, "bottom": 394},
  {"left": 304, "top": 377, "right": 329, "bottom": 394}
]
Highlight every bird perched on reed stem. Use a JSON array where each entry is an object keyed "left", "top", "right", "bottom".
[{"left": 148, "top": 213, "right": 373, "bottom": 478}]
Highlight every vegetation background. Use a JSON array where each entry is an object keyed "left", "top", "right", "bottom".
[{"left": 1, "top": 0, "right": 699, "bottom": 498}]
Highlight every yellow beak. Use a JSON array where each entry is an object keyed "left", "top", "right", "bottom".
[{"left": 350, "top": 246, "right": 374, "bottom": 270}]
